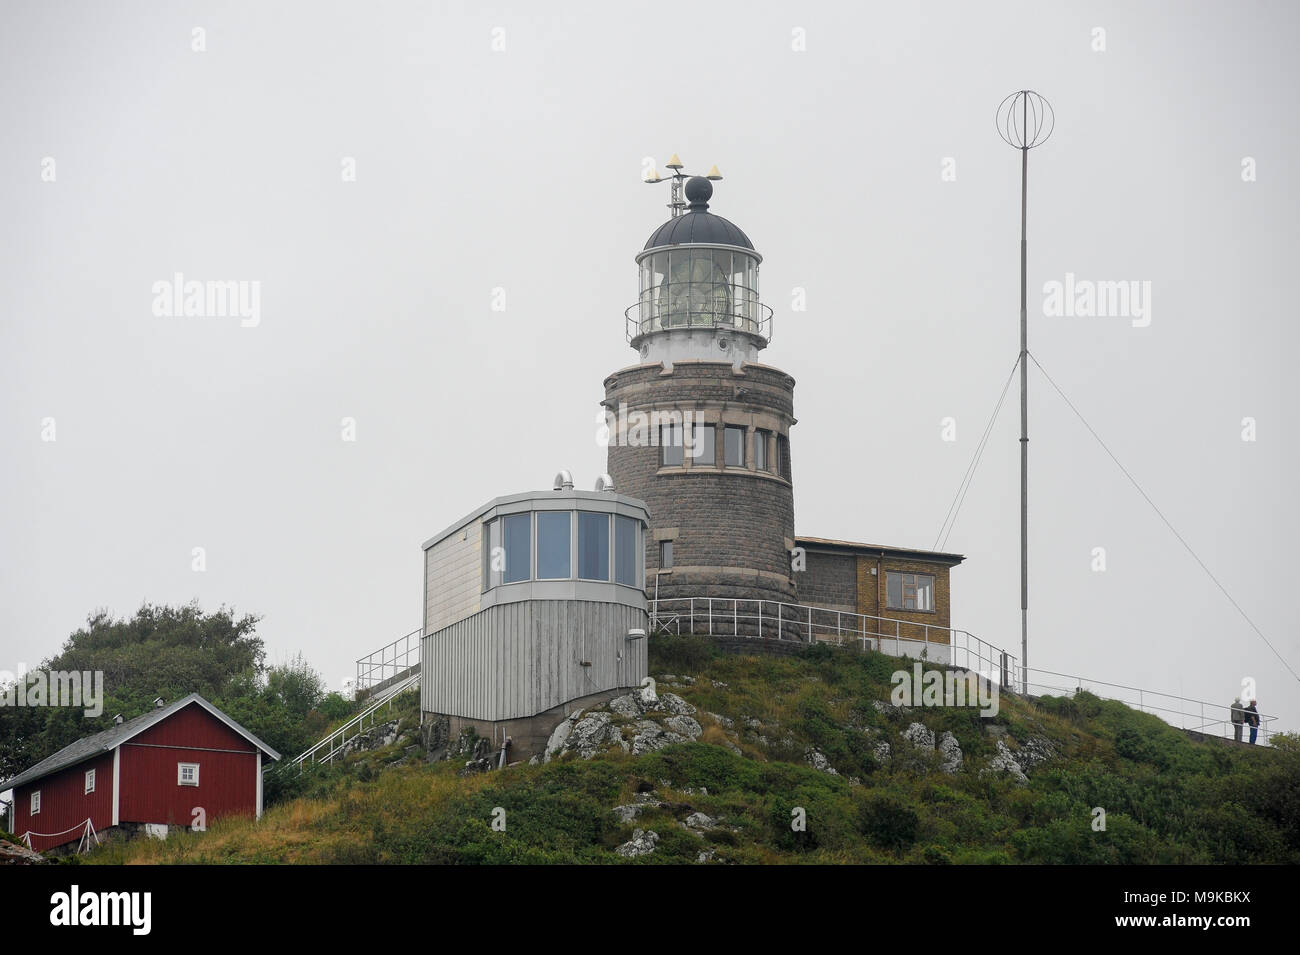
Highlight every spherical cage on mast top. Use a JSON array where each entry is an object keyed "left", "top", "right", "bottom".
[{"left": 996, "top": 90, "right": 1054, "bottom": 149}]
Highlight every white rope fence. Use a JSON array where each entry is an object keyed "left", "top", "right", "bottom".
[{"left": 21, "top": 817, "right": 101, "bottom": 854}]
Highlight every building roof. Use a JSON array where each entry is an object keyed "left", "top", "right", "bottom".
[
  {"left": 3, "top": 693, "right": 280, "bottom": 792},
  {"left": 643, "top": 210, "right": 755, "bottom": 252},
  {"left": 642, "top": 176, "right": 756, "bottom": 252},
  {"left": 421, "top": 487, "right": 650, "bottom": 551},
  {"left": 796, "top": 535, "right": 966, "bottom": 566}
]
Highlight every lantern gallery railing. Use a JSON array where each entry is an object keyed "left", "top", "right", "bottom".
[{"left": 625, "top": 299, "right": 773, "bottom": 343}]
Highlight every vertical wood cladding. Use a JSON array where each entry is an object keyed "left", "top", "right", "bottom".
[
  {"left": 118, "top": 704, "right": 258, "bottom": 827},
  {"left": 12, "top": 750, "right": 114, "bottom": 853},
  {"left": 604, "top": 360, "right": 797, "bottom": 605},
  {"left": 423, "top": 599, "right": 647, "bottom": 721}
]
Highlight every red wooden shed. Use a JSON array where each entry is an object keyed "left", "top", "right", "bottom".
[{"left": 5, "top": 693, "right": 280, "bottom": 853}]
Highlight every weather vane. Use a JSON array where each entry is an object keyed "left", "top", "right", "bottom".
[
  {"left": 644, "top": 153, "right": 723, "bottom": 217},
  {"left": 997, "top": 89, "right": 1054, "bottom": 695}
]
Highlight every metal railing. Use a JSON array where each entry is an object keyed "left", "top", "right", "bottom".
[
  {"left": 289, "top": 675, "right": 419, "bottom": 772},
  {"left": 1020, "top": 666, "right": 1280, "bottom": 747},
  {"left": 625, "top": 300, "right": 773, "bottom": 344},
  {"left": 648, "top": 596, "right": 1018, "bottom": 687},
  {"left": 648, "top": 595, "right": 1281, "bottom": 746},
  {"left": 356, "top": 627, "right": 422, "bottom": 694}
]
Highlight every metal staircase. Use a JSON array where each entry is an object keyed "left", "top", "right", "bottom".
[
  {"left": 289, "top": 671, "right": 419, "bottom": 772},
  {"left": 288, "top": 627, "right": 424, "bottom": 771}
]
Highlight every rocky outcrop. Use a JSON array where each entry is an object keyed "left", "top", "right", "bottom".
[
  {"left": 338, "top": 719, "right": 401, "bottom": 759},
  {"left": 0, "top": 838, "right": 46, "bottom": 865},
  {"left": 1015, "top": 735, "right": 1056, "bottom": 772},
  {"left": 938, "top": 731, "right": 964, "bottom": 774},
  {"left": 805, "top": 749, "right": 839, "bottom": 775},
  {"left": 981, "top": 739, "right": 1028, "bottom": 784},
  {"left": 615, "top": 828, "right": 659, "bottom": 857},
  {"left": 900, "top": 722, "right": 936, "bottom": 751},
  {"left": 546, "top": 690, "right": 704, "bottom": 761}
]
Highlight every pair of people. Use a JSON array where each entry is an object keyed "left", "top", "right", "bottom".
[{"left": 1230, "top": 698, "right": 1261, "bottom": 744}]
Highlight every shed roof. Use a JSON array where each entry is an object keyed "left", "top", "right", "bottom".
[
  {"left": 796, "top": 536, "right": 966, "bottom": 566},
  {"left": 3, "top": 693, "right": 280, "bottom": 791}
]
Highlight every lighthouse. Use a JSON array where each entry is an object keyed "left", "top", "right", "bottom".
[{"left": 603, "top": 173, "right": 798, "bottom": 620}]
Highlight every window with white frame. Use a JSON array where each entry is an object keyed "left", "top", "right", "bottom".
[
  {"left": 886, "top": 572, "right": 936, "bottom": 612},
  {"left": 31, "top": 790, "right": 41, "bottom": 814},
  {"left": 177, "top": 762, "right": 200, "bottom": 787},
  {"left": 85, "top": 769, "right": 96, "bottom": 794}
]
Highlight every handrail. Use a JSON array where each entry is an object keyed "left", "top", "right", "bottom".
[
  {"left": 290, "top": 674, "right": 419, "bottom": 772},
  {"left": 356, "top": 627, "right": 422, "bottom": 693},
  {"left": 648, "top": 595, "right": 1280, "bottom": 747},
  {"left": 648, "top": 595, "right": 1018, "bottom": 687},
  {"left": 1020, "top": 667, "right": 1280, "bottom": 746}
]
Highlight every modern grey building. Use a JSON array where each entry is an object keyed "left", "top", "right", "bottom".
[{"left": 420, "top": 478, "right": 650, "bottom": 757}]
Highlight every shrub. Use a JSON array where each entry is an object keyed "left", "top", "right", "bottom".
[{"left": 857, "top": 793, "right": 920, "bottom": 851}]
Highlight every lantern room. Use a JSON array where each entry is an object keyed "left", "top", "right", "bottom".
[{"left": 626, "top": 177, "right": 772, "bottom": 367}]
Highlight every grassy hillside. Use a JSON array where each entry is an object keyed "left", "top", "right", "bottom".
[{"left": 81, "top": 636, "right": 1299, "bottom": 865}]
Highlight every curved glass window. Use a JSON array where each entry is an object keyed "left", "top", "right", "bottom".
[
  {"left": 537, "top": 512, "right": 571, "bottom": 579},
  {"left": 503, "top": 513, "right": 530, "bottom": 584},
  {"left": 615, "top": 516, "right": 639, "bottom": 586},
  {"left": 578, "top": 512, "right": 610, "bottom": 581},
  {"left": 639, "top": 247, "right": 757, "bottom": 331},
  {"left": 483, "top": 508, "right": 642, "bottom": 590}
]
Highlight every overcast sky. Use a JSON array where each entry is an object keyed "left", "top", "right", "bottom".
[{"left": 2, "top": 1, "right": 1296, "bottom": 737}]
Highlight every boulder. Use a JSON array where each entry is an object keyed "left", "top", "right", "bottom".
[
  {"left": 805, "top": 749, "right": 839, "bottom": 775},
  {"left": 938, "top": 731, "right": 963, "bottom": 774},
  {"left": 664, "top": 715, "right": 703, "bottom": 739},
  {"left": 981, "top": 739, "right": 1028, "bottom": 784},
  {"left": 615, "top": 829, "right": 659, "bottom": 858},
  {"left": 900, "top": 722, "right": 936, "bottom": 751}
]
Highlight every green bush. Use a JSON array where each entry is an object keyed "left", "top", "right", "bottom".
[{"left": 857, "top": 793, "right": 920, "bottom": 851}]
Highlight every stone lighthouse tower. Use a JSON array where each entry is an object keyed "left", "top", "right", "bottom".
[{"left": 603, "top": 174, "right": 797, "bottom": 617}]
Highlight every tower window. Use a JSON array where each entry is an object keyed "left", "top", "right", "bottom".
[
  {"left": 886, "top": 572, "right": 936, "bottom": 612},
  {"left": 659, "top": 540, "right": 673, "bottom": 570},
  {"left": 660, "top": 423, "right": 683, "bottom": 467},
  {"left": 777, "top": 434, "right": 789, "bottom": 477},
  {"left": 724, "top": 426, "right": 746, "bottom": 467},
  {"left": 755, "top": 430, "right": 771, "bottom": 471},
  {"left": 689, "top": 424, "right": 716, "bottom": 466}
]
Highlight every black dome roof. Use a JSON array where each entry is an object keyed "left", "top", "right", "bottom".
[
  {"left": 642, "top": 176, "right": 755, "bottom": 251},
  {"left": 643, "top": 211, "right": 755, "bottom": 251}
]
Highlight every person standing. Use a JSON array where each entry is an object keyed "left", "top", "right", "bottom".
[
  {"left": 1244, "top": 699, "right": 1260, "bottom": 745},
  {"left": 1230, "top": 697, "right": 1245, "bottom": 742}
]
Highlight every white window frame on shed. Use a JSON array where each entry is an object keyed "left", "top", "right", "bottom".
[
  {"left": 85, "top": 768, "right": 96, "bottom": 794},
  {"left": 177, "top": 762, "right": 200, "bottom": 787},
  {"left": 30, "top": 790, "right": 41, "bottom": 814}
]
